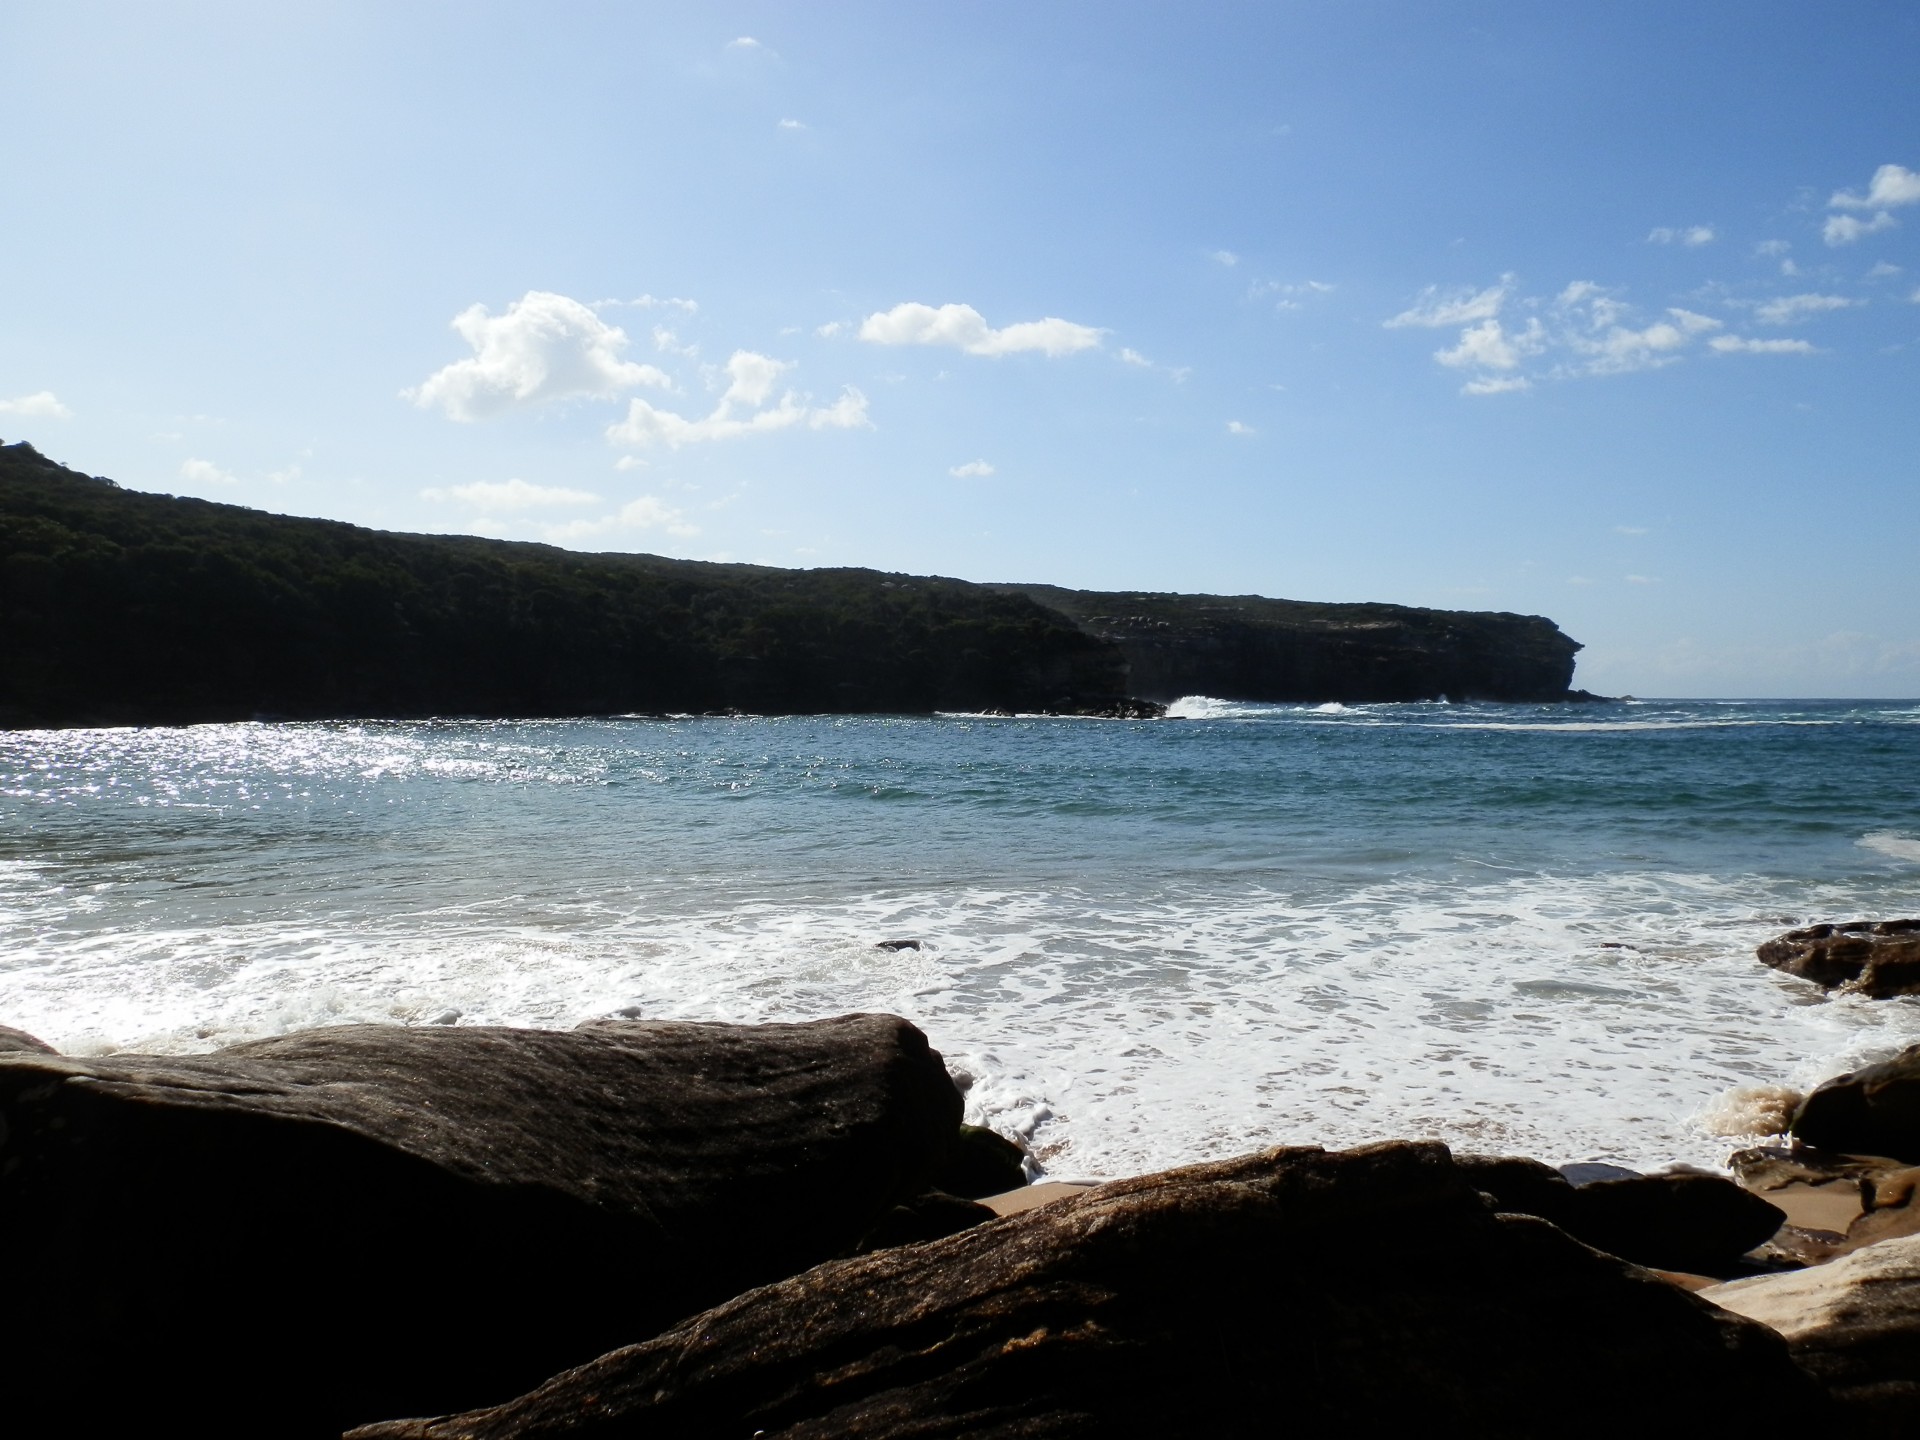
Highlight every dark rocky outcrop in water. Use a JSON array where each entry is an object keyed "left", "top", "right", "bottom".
[
  {"left": 0, "top": 1024, "right": 55, "bottom": 1053},
  {"left": 996, "top": 583, "right": 1584, "bottom": 703},
  {"left": 1792, "top": 1043, "right": 1920, "bottom": 1162},
  {"left": 1759, "top": 919, "right": 1920, "bottom": 997},
  {"left": 350, "top": 1141, "right": 1823, "bottom": 1439},
  {"left": 1456, "top": 1154, "right": 1786, "bottom": 1274},
  {"left": 0, "top": 441, "right": 1588, "bottom": 725},
  {"left": 0, "top": 1015, "right": 961, "bottom": 1437}
]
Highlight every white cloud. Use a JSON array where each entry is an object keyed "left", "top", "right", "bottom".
[
  {"left": 949, "top": 460, "right": 995, "bottom": 477},
  {"left": 409, "top": 291, "right": 673, "bottom": 420},
  {"left": 1754, "top": 292, "right": 1858, "bottom": 324},
  {"left": 542, "top": 496, "right": 701, "bottom": 543},
  {"left": 1647, "top": 225, "right": 1716, "bottom": 246},
  {"left": 1118, "top": 348, "right": 1152, "bottom": 367},
  {"left": 1830, "top": 163, "right": 1920, "bottom": 210},
  {"left": 726, "top": 36, "right": 764, "bottom": 50},
  {"left": 816, "top": 321, "right": 845, "bottom": 338},
  {"left": 180, "top": 458, "right": 238, "bottom": 486},
  {"left": 778, "top": 118, "right": 805, "bottom": 130},
  {"left": 1755, "top": 240, "right": 1791, "bottom": 257},
  {"left": 1667, "top": 308, "right": 1722, "bottom": 333},
  {"left": 1384, "top": 277, "right": 1511, "bottom": 328},
  {"left": 0, "top": 390, "right": 72, "bottom": 419},
  {"left": 1436, "top": 318, "right": 1545, "bottom": 371},
  {"left": 1211, "top": 250, "right": 1240, "bottom": 267},
  {"left": 1625, "top": 574, "right": 1658, "bottom": 585},
  {"left": 1709, "top": 336, "right": 1819, "bottom": 355},
  {"left": 420, "top": 478, "right": 601, "bottom": 509},
  {"left": 607, "top": 349, "right": 871, "bottom": 449},
  {"left": 1824, "top": 211, "right": 1898, "bottom": 246},
  {"left": 858, "top": 302, "right": 1103, "bottom": 357},
  {"left": 1461, "top": 375, "right": 1531, "bottom": 396},
  {"left": 591, "top": 295, "right": 698, "bottom": 313},
  {"left": 1225, "top": 420, "right": 1256, "bottom": 435},
  {"left": 652, "top": 326, "right": 697, "bottom": 357},
  {"left": 1868, "top": 261, "right": 1903, "bottom": 278}
]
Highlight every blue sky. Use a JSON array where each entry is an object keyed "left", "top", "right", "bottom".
[{"left": 3, "top": 2, "right": 1916, "bottom": 696}]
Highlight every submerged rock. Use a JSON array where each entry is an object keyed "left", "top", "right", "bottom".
[
  {"left": 1706, "top": 1232, "right": 1920, "bottom": 1419},
  {"left": 0, "top": 1014, "right": 960, "bottom": 1438},
  {"left": 1792, "top": 1043, "right": 1920, "bottom": 1163},
  {"left": 1758, "top": 919, "right": 1920, "bottom": 997},
  {"left": 349, "top": 1142, "right": 1824, "bottom": 1439},
  {"left": 1457, "top": 1154, "right": 1786, "bottom": 1274}
]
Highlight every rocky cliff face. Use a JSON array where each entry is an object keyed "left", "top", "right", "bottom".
[{"left": 1002, "top": 584, "right": 1584, "bottom": 703}]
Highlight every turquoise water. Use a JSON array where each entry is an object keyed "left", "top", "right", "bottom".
[{"left": 4, "top": 697, "right": 1918, "bottom": 1176}]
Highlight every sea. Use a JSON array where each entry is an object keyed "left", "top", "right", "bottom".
[{"left": 4, "top": 697, "right": 1918, "bottom": 1180}]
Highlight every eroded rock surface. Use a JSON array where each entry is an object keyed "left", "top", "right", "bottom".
[
  {"left": 1758, "top": 919, "right": 1920, "bottom": 997},
  {"left": 0, "top": 1024, "right": 54, "bottom": 1053},
  {"left": 1792, "top": 1043, "right": 1920, "bottom": 1163},
  {"left": 0, "top": 1014, "right": 960, "bottom": 1437},
  {"left": 1706, "top": 1232, "right": 1920, "bottom": 1419},
  {"left": 351, "top": 1142, "right": 1824, "bottom": 1439}
]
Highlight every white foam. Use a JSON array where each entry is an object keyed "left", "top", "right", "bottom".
[{"left": 1860, "top": 831, "right": 1920, "bottom": 863}]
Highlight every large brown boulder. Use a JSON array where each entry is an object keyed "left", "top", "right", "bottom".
[
  {"left": 0, "top": 1015, "right": 961, "bottom": 1437},
  {"left": 351, "top": 1142, "right": 1826, "bottom": 1439},
  {"left": 1705, "top": 1232, "right": 1920, "bottom": 1419},
  {"left": 1456, "top": 1154, "right": 1786, "bottom": 1273},
  {"left": 1791, "top": 1043, "right": 1920, "bottom": 1162},
  {"left": 0, "top": 1024, "right": 55, "bottom": 1053},
  {"left": 1758, "top": 919, "right": 1920, "bottom": 997}
]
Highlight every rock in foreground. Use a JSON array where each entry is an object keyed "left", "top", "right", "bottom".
[
  {"left": 352, "top": 1142, "right": 1824, "bottom": 1439},
  {"left": 1706, "top": 1232, "right": 1920, "bottom": 1420},
  {"left": 1792, "top": 1042, "right": 1920, "bottom": 1162},
  {"left": 1759, "top": 919, "right": 1920, "bottom": 997},
  {"left": 0, "top": 1015, "right": 960, "bottom": 1437}
]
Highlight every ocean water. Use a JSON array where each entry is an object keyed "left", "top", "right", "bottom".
[{"left": 4, "top": 698, "right": 1918, "bottom": 1179}]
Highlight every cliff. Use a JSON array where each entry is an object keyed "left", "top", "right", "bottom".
[
  {"left": 0, "top": 443, "right": 1127, "bottom": 727},
  {"left": 1002, "top": 584, "right": 1583, "bottom": 704}
]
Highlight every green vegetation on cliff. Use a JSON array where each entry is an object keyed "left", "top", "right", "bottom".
[
  {"left": 0, "top": 442, "right": 1586, "bottom": 727},
  {"left": 0, "top": 443, "right": 1125, "bottom": 727}
]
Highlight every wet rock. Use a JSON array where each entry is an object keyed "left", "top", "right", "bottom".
[
  {"left": 930, "top": 1122, "right": 1030, "bottom": 1199},
  {"left": 1457, "top": 1154, "right": 1786, "bottom": 1274},
  {"left": 856, "top": 1189, "right": 997, "bottom": 1251},
  {"left": 874, "top": 938, "right": 921, "bottom": 951},
  {"left": 1758, "top": 919, "right": 1920, "bottom": 997},
  {"left": 349, "top": 1142, "right": 1825, "bottom": 1439},
  {"left": 1791, "top": 1043, "right": 1920, "bottom": 1162},
  {"left": 0, "top": 1014, "right": 960, "bottom": 1438},
  {"left": 0, "top": 1025, "right": 55, "bottom": 1054},
  {"left": 1705, "top": 1232, "right": 1920, "bottom": 1419}
]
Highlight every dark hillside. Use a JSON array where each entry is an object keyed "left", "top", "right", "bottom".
[
  {"left": 0, "top": 443, "right": 1127, "bottom": 727},
  {"left": 999, "top": 584, "right": 1582, "bottom": 703}
]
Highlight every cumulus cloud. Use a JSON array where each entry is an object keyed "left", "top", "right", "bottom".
[
  {"left": 1225, "top": 420, "right": 1256, "bottom": 436},
  {"left": 0, "top": 390, "right": 72, "bottom": 419},
  {"left": 420, "top": 478, "right": 601, "bottom": 509},
  {"left": 1830, "top": 163, "right": 1920, "bottom": 210},
  {"left": 726, "top": 36, "right": 764, "bottom": 50},
  {"left": 778, "top": 118, "right": 806, "bottom": 130},
  {"left": 1384, "top": 277, "right": 1511, "bottom": 328},
  {"left": 1118, "top": 348, "right": 1151, "bottom": 367},
  {"left": 1824, "top": 211, "right": 1898, "bottom": 246},
  {"left": 949, "top": 460, "right": 995, "bottom": 477},
  {"left": 607, "top": 349, "right": 870, "bottom": 449},
  {"left": 858, "top": 302, "right": 1103, "bottom": 357},
  {"left": 1754, "top": 293, "right": 1858, "bottom": 324},
  {"left": 409, "top": 291, "right": 673, "bottom": 420},
  {"left": 1211, "top": 250, "right": 1240, "bottom": 266},
  {"left": 180, "top": 458, "right": 238, "bottom": 486},
  {"left": 1868, "top": 261, "right": 1904, "bottom": 278},
  {"left": 1461, "top": 375, "right": 1531, "bottom": 396},
  {"left": 542, "top": 496, "right": 700, "bottom": 542},
  {"left": 1709, "top": 336, "right": 1819, "bottom": 355},
  {"left": 1648, "top": 225, "right": 1716, "bottom": 246},
  {"left": 816, "top": 321, "right": 844, "bottom": 338},
  {"left": 1397, "top": 279, "right": 1749, "bottom": 393}
]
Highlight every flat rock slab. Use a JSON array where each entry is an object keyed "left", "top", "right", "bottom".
[
  {"left": 351, "top": 1142, "right": 1826, "bottom": 1439},
  {"left": 1706, "top": 1232, "right": 1920, "bottom": 1419},
  {"left": 0, "top": 1014, "right": 960, "bottom": 1437},
  {"left": 1758, "top": 919, "right": 1920, "bottom": 997}
]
